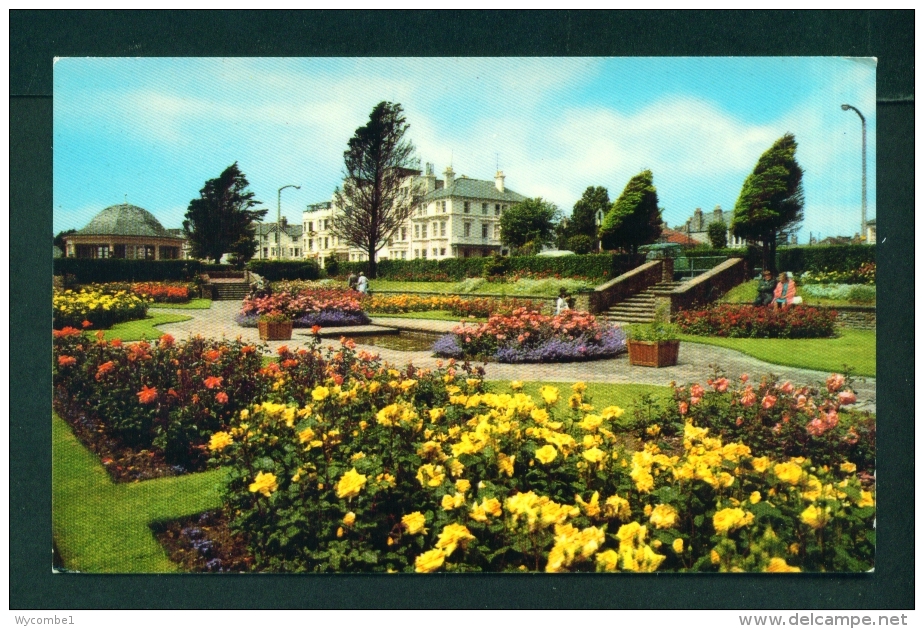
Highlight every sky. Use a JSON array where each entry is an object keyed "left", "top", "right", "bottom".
[{"left": 54, "top": 57, "right": 876, "bottom": 242}]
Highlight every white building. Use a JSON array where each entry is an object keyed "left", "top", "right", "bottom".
[
  {"left": 303, "top": 164, "right": 527, "bottom": 266},
  {"left": 253, "top": 217, "right": 304, "bottom": 260},
  {"left": 676, "top": 205, "right": 748, "bottom": 248}
]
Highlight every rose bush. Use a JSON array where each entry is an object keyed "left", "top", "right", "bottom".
[
  {"left": 363, "top": 294, "right": 547, "bottom": 318},
  {"left": 673, "top": 304, "right": 837, "bottom": 338},
  {"left": 433, "top": 308, "right": 626, "bottom": 363},
  {"left": 238, "top": 286, "right": 370, "bottom": 328},
  {"left": 130, "top": 281, "right": 194, "bottom": 303},
  {"left": 53, "top": 287, "right": 149, "bottom": 330},
  {"left": 209, "top": 379, "right": 875, "bottom": 573}
]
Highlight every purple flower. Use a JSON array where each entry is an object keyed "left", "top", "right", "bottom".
[{"left": 432, "top": 333, "right": 463, "bottom": 358}]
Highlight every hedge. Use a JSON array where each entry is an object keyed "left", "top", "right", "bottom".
[
  {"left": 337, "top": 253, "right": 645, "bottom": 282},
  {"left": 776, "top": 245, "right": 875, "bottom": 274},
  {"left": 246, "top": 260, "right": 322, "bottom": 282},
  {"left": 53, "top": 259, "right": 202, "bottom": 284}
]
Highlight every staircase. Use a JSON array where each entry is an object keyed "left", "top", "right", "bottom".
[
  {"left": 600, "top": 281, "right": 684, "bottom": 324},
  {"left": 211, "top": 281, "right": 250, "bottom": 301}
]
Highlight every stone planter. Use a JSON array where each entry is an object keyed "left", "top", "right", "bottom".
[
  {"left": 627, "top": 339, "right": 680, "bottom": 368},
  {"left": 258, "top": 320, "right": 293, "bottom": 341}
]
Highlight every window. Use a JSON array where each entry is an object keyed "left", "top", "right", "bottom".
[
  {"left": 308, "top": 239, "right": 313, "bottom": 251},
  {"left": 274, "top": 233, "right": 279, "bottom": 243},
  {"left": 464, "top": 222, "right": 471, "bottom": 237},
  {"left": 495, "top": 204, "right": 501, "bottom": 214},
  {"left": 271, "top": 248, "right": 276, "bottom": 256},
  {"left": 401, "top": 227, "right": 407, "bottom": 241},
  {"left": 324, "top": 219, "right": 330, "bottom": 230},
  {"left": 414, "top": 249, "right": 419, "bottom": 258},
  {"left": 464, "top": 201, "right": 470, "bottom": 214},
  {"left": 440, "top": 248, "right": 446, "bottom": 256},
  {"left": 294, "top": 248, "right": 299, "bottom": 257},
  {"left": 432, "top": 222, "right": 437, "bottom": 236},
  {"left": 422, "top": 249, "right": 427, "bottom": 259},
  {"left": 401, "top": 251, "right": 407, "bottom": 259},
  {"left": 324, "top": 237, "right": 329, "bottom": 249},
  {"left": 441, "top": 201, "right": 447, "bottom": 212},
  {"left": 482, "top": 203, "right": 488, "bottom": 213},
  {"left": 263, "top": 248, "right": 268, "bottom": 257},
  {"left": 482, "top": 223, "right": 489, "bottom": 238},
  {"left": 440, "top": 221, "right": 446, "bottom": 236},
  {"left": 433, "top": 248, "right": 438, "bottom": 257},
  {"left": 308, "top": 221, "right": 313, "bottom": 232},
  {"left": 422, "top": 224, "right": 427, "bottom": 238},
  {"left": 415, "top": 224, "right": 420, "bottom": 239},
  {"left": 494, "top": 224, "right": 500, "bottom": 239}
]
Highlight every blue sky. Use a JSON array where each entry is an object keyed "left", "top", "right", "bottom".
[{"left": 54, "top": 57, "right": 876, "bottom": 241}]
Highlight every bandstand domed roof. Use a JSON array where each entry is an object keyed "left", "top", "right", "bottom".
[{"left": 76, "top": 204, "right": 180, "bottom": 239}]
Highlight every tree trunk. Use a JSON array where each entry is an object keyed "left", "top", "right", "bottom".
[{"left": 367, "top": 243, "right": 377, "bottom": 279}]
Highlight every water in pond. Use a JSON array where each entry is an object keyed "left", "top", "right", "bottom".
[{"left": 353, "top": 331, "right": 443, "bottom": 351}]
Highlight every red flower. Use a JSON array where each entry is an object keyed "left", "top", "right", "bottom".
[
  {"left": 95, "top": 361, "right": 115, "bottom": 380},
  {"left": 57, "top": 355, "right": 76, "bottom": 367},
  {"left": 53, "top": 327, "right": 82, "bottom": 338},
  {"left": 215, "top": 391, "right": 229, "bottom": 404},
  {"left": 281, "top": 359, "right": 298, "bottom": 369},
  {"left": 159, "top": 334, "right": 175, "bottom": 349},
  {"left": 277, "top": 345, "right": 289, "bottom": 356},
  {"left": 241, "top": 345, "right": 256, "bottom": 354},
  {"left": 203, "top": 349, "right": 221, "bottom": 362},
  {"left": 111, "top": 338, "right": 122, "bottom": 347},
  {"left": 204, "top": 376, "right": 223, "bottom": 389},
  {"left": 311, "top": 325, "right": 322, "bottom": 335},
  {"left": 81, "top": 320, "right": 92, "bottom": 329},
  {"left": 137, "top": 385, "right": 158, "bottom": 404}
]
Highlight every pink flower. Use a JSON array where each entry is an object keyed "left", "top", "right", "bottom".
[
  {"left": 838, "top": 390, "right": 857, "bottom": 406},
  {"left": 826, "top": 373, "right": 846, "bottom": 393},
  {"left": 690, "top": 396, "right": 701, "bottom": 406},
  {"left": 735, "top": 417, "right": 743, "bottom": 426},
  {"left": 740, "top": 373, "right": 749, "bottom": 383},
  {"left": 713, "top": 378, "right": 729, "bottom": 393},
  {"left": 678, "top": 402, "right": 689, "bottom": 415},
  {"left": 215, "top": 391, "right": 229, "bottom": 404},
  {"left": 779, "top": 381, "right": 794, "bottom": 395},
  {"left": 690, "top": 384, "right": 705, "bottom": 399},
  {"left": 740, "top": 386, "right": 757, "bottom": 407},
  {"left": 795, "top": 395, "right": 808, "bottom": 409},
  {"left": 761, "top": 395, "right": 777, "bottom": 409}
]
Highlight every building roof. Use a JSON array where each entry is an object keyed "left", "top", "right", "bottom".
[
  {"left": 254, "top": 222, "right": 304, "bottom": 238},
  {"left": 76, "top": 204, "right": 182, "bottom": 239},
  {"left": 424, "top": 177, "right": 526, "bottom": 204},
  {"left": 659, "top": 228, "right": 699, "bottom": 246}
]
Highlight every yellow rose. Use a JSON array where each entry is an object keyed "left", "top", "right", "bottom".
[
  {"left": 481, "top": 497, "right": 502, "bottom": 517},
  {"left": 416, "top": 464, "right": 446, "bottom": 488},
  {"left": 343, "top": 512, "right": 356, "bottom": 526},
  {"left": 248, "top": 471, "right": 278, "bottom": 497},
  {"left": 604, "top": 494, "right": 631, "bottom": 521},
  {"left": 297, "top": 426, "right": 315, "bottom": 444},
  {"left": 749, "top": 491, "right": 761, "bottom": 504},
  {"left": 414, "top": 549, "right": 446, "bottom": 573},
  {"left": 643, "top": 504, "right": 653, "bottom": 517},
  {"left": 497, "top": 453, "right": 515, "bottom": 477},
  {"left": 578, "top": 414, "right": 603, "bottom": 432},
  {"left": 441, "top": 492, "right": 466, "bottom": 511},
  {"left": 765, "top": 557, "right": 801, "bottom": 573},
  {"left": 402, "top": 511, "right": 428, "bottom": 535},
  {"left": 710, "top": 549, "right": 721, "bottom": 564},
  {"left": 571, "top": 381, "right": 587, "bottom": 394},
  {"left": 534, "top": 444, "right": 558, "bottom": 465},
  {"left": 856, "top": 490, "right": 875, "bottom": 508},
  {"left": 336, "top": 527, "right": 344, "bottom": 538},
  {"left": 455, "top": 479, "right": 471, "bottom": 494},
  {"left": 335, "top": 467, "right": 368, "bottom": 499},
  {"left": 774, "top": 461, "right": 803, "bottom": 485},
  {"left": 539, "top": 385, "right": 560, "bottom": 406},
  {"left": 712, "top": 508, "right": 753, "bottom": 535},
  {"left": 208, "top": 431, "right": 233, "bottom": 452},
  {"left": 800, "top": 504, "right": 830, "bottom": 530},
  {"left": 582, "top": 447, "right": 606, "bottom": 464},
  {"left": 311, "top": 386, "right": 330, "bottom": 401},
  {"left": 600, "top": 405, "right": 625, "bottom": 420},
  {"left": 435, "top": 523, "right": 475, "bottom": 556},
  {"left": 672, "top": 538, "right": 684, "bottom": 554},
  {"left": 839, "top": 461, "right": 857, "bottom": 473},
  {"left": 751, "top": 456, "right": 770, "bottom": 473},
  {"left": 595, "top": 549, "right": 619, "bottom": 572},
  {"left": 510, "top": 380, "right": 523, "bottom": 391},
  {"left": 649, "top": 504, "right": 679, "bottom": 530},
  {"left": 428, "top": 407, "right": 445, "bottom": 422}
]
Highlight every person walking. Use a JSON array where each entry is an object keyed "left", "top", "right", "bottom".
[
  {"left": 555, "top": 287, "right": 571, "bottom": 315},
  {"left": 356, "top": 271, "right": 369, "bottom": 294},
  {"left": 773, "top": 272, "right": 797, "bottom": 310},
  {"left": 753, "top": 270, "right": 776, "bottom": 306},
  {"left": 347, "top": 271, "right": 358, "bottom": 291}
]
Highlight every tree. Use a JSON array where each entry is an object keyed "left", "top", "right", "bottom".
[
  {"left": 183, "top": 162, "right": 266, "bottom": 264},
  {"left": 731, "top": 133, "right": 804, "bottom": 273},
  {"left": 566, "top": 234, "right": 595, "bottom": 254},
  {"left": 707, "top": 221, "right": 728, "bottom": 249},
  {"left": 570, "top": 186, "right": 610, "bottom": 241},
  {"left": 499, "top": 198, "right": 560, "bottom": 255},
  {"left": 332, "top": 102, "right": 423, "bottom": 279},
  {"left": 54, "top": 229, "right": 77, "bottom": 255},
  {"left": 599, "top": 170, "right": 662, "bottom": 255}
]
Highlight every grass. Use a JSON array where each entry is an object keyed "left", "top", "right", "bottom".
[
  {"left": 148, "top": 298, "right": 212, "bottom": 310},
  {"left": 679, "top": 328, "right": 876, "bottom": 377},
  {"left": 97, "top": 313, "right": 192, "bottom": 342},
  {"left": 721, "top": 280, "right": 875, "bottom": 308},
  {"left": 370, "top": 278, "right": 592, "bottom": 298},
  {"left": 370, "top": 310, "right": 486, "bottom": 323},
  {"left": 52, "top": 413, "right": 224, "bottom": 572}
]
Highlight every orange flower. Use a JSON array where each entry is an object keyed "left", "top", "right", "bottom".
[
  {"left": 137, "top": 385, "right": 158, "bottom": 404},
  {"left": 95, "top": 361, "right": 115, "bottom": 380},
  {"left": 311, "top": 325, "right": 322, "bottom": 335},
  {"left": 277, "top": 345, "right": 289, "bottom": 355},
  {"left": 204, "top": 376, "right": 224, "bottom": 389},
  {"left": 111, "top": 338, "right": 122, "bottom": 347},
  {"left": 241, "top": 345, "right": 256, "bottom": 354},
  {"left": 53, "top": 327, "right": 83, "bottom": 338},
  {"left": 215, "top": 391, "right": 229, "bottom": 404},
  {"left": 57, "top": 355, "right": 76, "bottom": 367},
  {"left": 203, "top": 349, "right": 220, "bottom": 362},
  {"left": 159, "top": 334, "right": 175, "bottom": 349},
  {"left": 81, "top": 319, "right": 92, "bottom": 328}
]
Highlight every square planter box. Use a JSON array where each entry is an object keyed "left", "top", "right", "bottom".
[
  {"left": 627, "top": 339, "right": 680, "bottom": 368},
  {"left": 258, "top": 320, "right": 293, "bottom": 341}
]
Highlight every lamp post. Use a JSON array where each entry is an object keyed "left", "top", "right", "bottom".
[
  {"left": 277, "top": 184, "right": 300, "bottom": 259},
  {"left": 840, "top": 104, "right": 867, "bottom": 241},
  {"left": 595, "top": 209, "right": 604, "bottom": 252}
]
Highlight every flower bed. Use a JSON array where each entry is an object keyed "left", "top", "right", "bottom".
[
  {"left": 53, "top": 287, "right": 149, "bottom": 330},
  {"left": 674, "top": 304, "right": 837, "bottom": 338},
  {"left": 799, "top": 263, "right": 875, "bottom": 286},
  {"left": 433, "top": 308, "right": 626, "bottom": 363},
  {"left": 364, "top": 294, "right": 547, "bottom": 318},
  {"left": 207, "top": 378, "right": 875, "bottom": 573},
  {"left": 130, "top": 281, "right": 194, "bottom": 303},
  {"left": 238, "top": 286, "right": 370, "bottom": 328}
]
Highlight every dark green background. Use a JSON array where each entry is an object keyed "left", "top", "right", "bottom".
[{"left": 11, "top": 10, "right": 913, "bottom": 609}]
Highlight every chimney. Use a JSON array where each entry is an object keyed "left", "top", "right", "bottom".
[
  {"left": 424, "top": 162, "right": 437, "bottom": 192},
  {"left": 713, "top": 205, "right": 724, "bottom": 223},
  {"left": 280, "top": 216, "right": 288, "bottom": 228},
  {"left": 495, "top": 170, "right": 505, "bottom": 193},
  {"left": 443, "top": 166, "right": 455, "bottom": 188}
]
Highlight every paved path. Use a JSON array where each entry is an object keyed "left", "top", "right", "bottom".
[{"left": 155, "top": 302, "right": 876, "bottom": 412}]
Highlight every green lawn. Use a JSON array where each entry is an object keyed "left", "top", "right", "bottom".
[
  {"left": 721, "top": 279, "right": 875, "bottom": 308},
  {"left": 370, "top": 278, "right": 591, "bottom": 298},
  {"left": 98, "top": 313, "right": 192, "bottom": 342},
  {"left": 149, "top": 298, "right": 212, "bottom": 310},
  {"left": 679, "top": 328, "right": 875, "bottom": 377},
  {"left": 370, "top": 310, "right": 485, "bottom": 323},
  {"left": 53, "top": 413, "right": 224, "bottom": 573}
]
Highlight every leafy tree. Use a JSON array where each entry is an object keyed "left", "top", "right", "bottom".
[
  {"left": 599, "top": 170, "right": 662, "bottom": 255},
  {"left": 731, "top": 133, "right": 804, "bottom": 273},
  {"left": 566, "top": 234, "right": 595, "bottom": 255},
  {"left": 570, "top": 186, "right": 610, "bottom": 241},
  {"left": 332, "top": 102, "right": 424, "bottom": 279},
  {"left": 183, "top": 162, "right": 267, "bottom": 264},
  {"left": 707, "top": 221, "right": 728, "bottom": 249},
  {"left": 499, "top": 198, "right": 561, "bottom": 255},
  {"left": 54, "top": 229, "right": 77, "bottom": 255}
]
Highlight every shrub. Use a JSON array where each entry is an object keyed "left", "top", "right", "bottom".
[
  {"left": 130, "top": 282, "right": 194, "bottom": 303},
  {"left": 53, "top": 259, "right": 201, "bottom": 284},
  {"left": 846, "top": 285, "right": 877, "bottom": 305},
  {"left": 434, "top": 308, "right": 626, "bottom": 363},
  {"left": 53, "top": 287, "right": 149, "bottom": 330},
  {"left": 482, "top": 254, "right": 510, "bottom": 280},
  {"left": 248, "top": 260, "right": 322, "bottom": 282},
  {"left": 777, "top": 245, "right": 875, "bottom": 275},
  {"left": 209, "top": 377, "right": 875, "bottom": 573},
  {"left": 324, "top": 257, "right": 340, "bottom": 278},
  {"left": 674, "top": 304, "right": 837, "bottom": 339},
  {"left": 239, "top": 286, "right": 370, "bottom": 328},
  {"left": 566, "top": 235, "right": 595, "bottom": 255}
]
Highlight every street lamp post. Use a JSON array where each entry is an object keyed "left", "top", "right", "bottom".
[
  {"left": 595, "top": 209, "right": 604, "bottom": 252},
  {"left": 277, "top": 184, "right": 301, "bottom": 260},
  {"left": 840, "top": 104, "right": 867, "bottom": 241}
]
